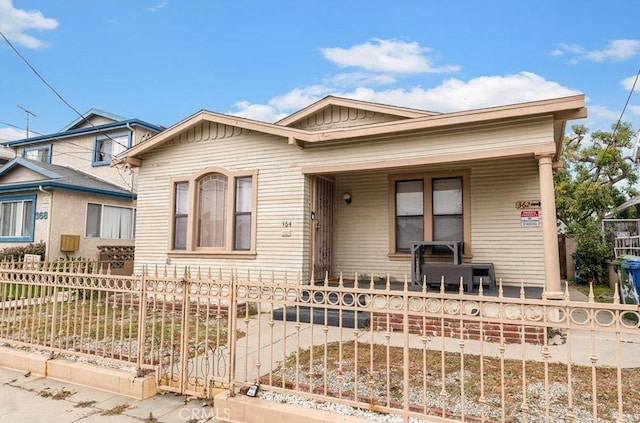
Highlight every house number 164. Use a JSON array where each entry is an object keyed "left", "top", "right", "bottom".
[{"left": 282, "top": 221, "right": 292, "bottom": 228}]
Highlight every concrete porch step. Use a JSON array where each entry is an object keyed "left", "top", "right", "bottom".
[{"left": 272, "top": 306, "right": 371, "bottom": 329}]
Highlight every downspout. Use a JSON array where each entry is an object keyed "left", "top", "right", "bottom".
[
  {"left": 38, "top": 185, "right": 52, "bottom": 261},
  {"left": 124, "top": 123, "right": 136, "bottom": 192}
]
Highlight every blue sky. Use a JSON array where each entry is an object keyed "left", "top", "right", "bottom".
[{"left": 1, "top": 0, "right": 639, "bottom": 141}]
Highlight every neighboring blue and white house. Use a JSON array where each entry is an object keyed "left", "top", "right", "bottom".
[{"left": 0, "top": 110, "right": 163, "bottom": 260}]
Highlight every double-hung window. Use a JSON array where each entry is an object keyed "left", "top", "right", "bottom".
[
  {"left": 170, "top": 168, "right": 256, "bottom": 255},
  {"left": 0, "top": 195, "right": 35, "bottom": 241},
  {"left": 395, "top": 180, "right": 424, "bottom": 252},
  {"left": 93, "top": 133, "right": 130, "bottom": 166},
  {"left": 173, "top": 182, "right": 189, "bottom": 250},
  {"left": 23, "top": 145, "right": 52, "bottom": 163},
  {"left": 85, "top": 203, "right": 135, "bottom": 239},
  {"left": 391, "top": 172, "right": 469, "bottom": 257}
]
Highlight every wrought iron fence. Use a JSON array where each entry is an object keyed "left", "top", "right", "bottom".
[{"left": 0, "top": 261, "right": 639, "bottom": 422}]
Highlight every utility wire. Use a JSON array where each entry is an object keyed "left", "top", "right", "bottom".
[
  {"left": 0, "top": 30, "right": 130, "bottom": 150},
  {"left": 611, "top": 66, "right": 640, "bottom": 141},
  {"left": 0, "top": 121, "right": 43, "bottom": 136}
]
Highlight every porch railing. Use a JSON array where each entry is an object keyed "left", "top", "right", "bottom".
[{"left": 0, "top": 261, "right": 638, "bottom": 422}]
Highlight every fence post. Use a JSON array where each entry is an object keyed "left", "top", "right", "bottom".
[
  {"left": 49, "top": 273, "right": 59, "bottom": 351},
  {"left": 227, "top": 269, "right": 238, "bottom": 396},
  {"left": 136, "top": 266, "right": 147, "bottom": 376},
  {"left": 179, "top": 270, "right": 191, "bottom": 393}
]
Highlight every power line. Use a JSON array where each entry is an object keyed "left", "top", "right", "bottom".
[
  {"left": 0, "top": 121, "right": 43, "bottom": 136},
  {"left": 0, "top": 30, "right": 130, "bottom": 151},
  {"left": 611, "top": 66, "right": 640, "bottom": 140}
]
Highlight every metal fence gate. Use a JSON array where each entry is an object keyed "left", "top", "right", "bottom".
[{"left": 137, "top": 271, "right": 235, "bottom": 398}]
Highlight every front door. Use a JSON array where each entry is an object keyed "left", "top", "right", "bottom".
[{"left": 311, "top": 176, "right": 335, "bottom": 282}]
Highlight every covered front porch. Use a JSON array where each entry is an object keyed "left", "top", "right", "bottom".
[{"left": 306, "top": 152, "right": 563, "bottom": 298}]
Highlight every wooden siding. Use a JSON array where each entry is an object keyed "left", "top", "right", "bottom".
[
  {"left": 470, "top": 158, "right": 544, "bottom": 286},
  {"left": 134, "top": 117, "right": 554, "bottom": 282},
  {"left": 332, "top": 158, "right": 544, "bottom": 286},
  {"left": 290, "top": 105, "right": 408, "bottom": 131}
]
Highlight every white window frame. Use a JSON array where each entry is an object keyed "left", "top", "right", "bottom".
[
  {"left": 0, "top": 195, "right": 36, "bottom": 242},
  {"left": 23, "top": 144, "right": 52, "bottom": 163},
  {"left": 93, "top": 133, "right": 131, "bottom": 166},
  {"left": 85, "top": 202, "right": 136, "bottom": 239}
]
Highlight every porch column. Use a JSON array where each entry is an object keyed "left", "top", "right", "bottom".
[{"left": 536, "top": 153, "right": 563, "bottom": 299}]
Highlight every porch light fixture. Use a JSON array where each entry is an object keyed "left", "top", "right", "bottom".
[{"left": 343, "top": 193, "right": 352, "bottom": 205}]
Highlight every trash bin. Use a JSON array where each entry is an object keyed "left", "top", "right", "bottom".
[
  {"left": 613, "top": 257, "right": 627, "bottom": 291},
  {"left": 572, "top": 253, "right": 585, "bottom": 284},
  {"left": 621, "top": 259, "right": 640, "bottom": 305}
]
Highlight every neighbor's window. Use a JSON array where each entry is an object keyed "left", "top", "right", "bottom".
[
  {"left": 85, "top": 203, "right": 135, "bottom": 239},
  {"left": 23, "top": 145, "right": 52, "bottom": 163},
  {"left": 170, "top": 169, "right": 256, "bottom": 254},
  {"left": 0, "top": 196, "right": 35, "bottom": 241},
  {"left": 391, "top": 173, "right": 469, "bottom": 255},
  {"left": 93, "top": 133, "right": 130, "bottom": 165}
]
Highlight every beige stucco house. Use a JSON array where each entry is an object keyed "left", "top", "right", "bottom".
[
  {"left": 117, "top": 96, "right": 586, "bottom": 296},
  {"left": 0, "top": 110, "right": 163, "bottom": 260}
]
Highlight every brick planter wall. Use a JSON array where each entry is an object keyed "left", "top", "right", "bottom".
[{"left": 371, "top": 313, "right": 545, "bottom": 344}]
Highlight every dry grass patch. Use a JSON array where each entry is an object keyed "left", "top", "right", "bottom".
[
  {"left": 100, "top": 403, "right": 130, "bottom": 415},
  {"left": 38, "top": 387, "right": 74, "bottom": 400},
  {"left": 265, "top": 341, "right": 640, "bottom": 421}
]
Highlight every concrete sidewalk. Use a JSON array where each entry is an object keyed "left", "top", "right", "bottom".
[{"left": 0, "top": 367, "right": 224, "bottom": 422}]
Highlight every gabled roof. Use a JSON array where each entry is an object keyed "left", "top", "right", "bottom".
[
  {"left": 60, "top": 109, "right": 128, "bottom": 132},
  {"left": 276, "top": 95, "right": 439, "bottom": 127},
  {"left": 116, "top": 95, "right": 587, "bottom": 167},
  {"left": 2, "top": 118, "right": 164, "bottom": 147},
  {"left": 0, "top": 158, "right": 136, "bottom": 200}
]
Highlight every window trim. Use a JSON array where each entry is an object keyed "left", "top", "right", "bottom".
[
  {"left": 22, "top": 144, "right": 52, "bottom": 164},
  {"left": 92, "top": 132, "right": 131, "bottom": 166},
  {"left": 388, "top": 170, "right": 471, "bottom": 259},
  {"left": 0, "top": 194, "right": 36, "bottom": 242},
  {"left": 168, "top": 167, "right": 258, "bottom": 258},
  {"left": 84, "top": 202, "right": 136, "bottom": 239}
]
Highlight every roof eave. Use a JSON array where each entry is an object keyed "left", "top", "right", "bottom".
[
  {"left": 276, "top": 95, "right": 439, "bottom": 127},
  {"left": 119, "top": 94, "right": 586, "bottom": 165},
  {"left": 2, "top": 119, "right": 164, "bottom": 147}
]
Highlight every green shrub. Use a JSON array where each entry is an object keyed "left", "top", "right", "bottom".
[
  {"left": 0, "top": 242, "right": 46, "bottom": 262},
  {"left": 571, "top": 221, "right": 611, "bottom": 284}
]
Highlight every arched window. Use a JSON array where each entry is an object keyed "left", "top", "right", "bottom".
[{"left": 197, "top": 174, "right": 228, "bottom": 248}]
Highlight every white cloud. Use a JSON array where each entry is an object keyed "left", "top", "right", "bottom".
[
  {"left": 553, "top": 39, "right": 640, "bottom": 63},
  {"left": 149, "top": 1, "right": 168, "bottom": 13},
  {"left": 228, "top": 72, "right": 580, "bottom": 122},
  {"left": 229, "top": 101, "right": 289, "bottom": 123},
  {"left": 0, "top": 127, "right": 26, "bottom": 142},
  {"left": 585, "top": 39, "right": 640, "bottom": 62},
  {"left": 321, "top": 38, "right": 460, "bottom": 74},
  {"left": 587, "top": 105, "right": 622, "bottom": 121},
  {"left": 621, "top": 75, "right": 640, "bottom": 91},
  {"left": 627, "top": 105, "right": 640, "bottom": 117},
  {"left": 0, "top": 0, "right": 58, "bottom": 48},
  {"left": 328, "top": 72, "right": 396, "bottom": 87}
]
